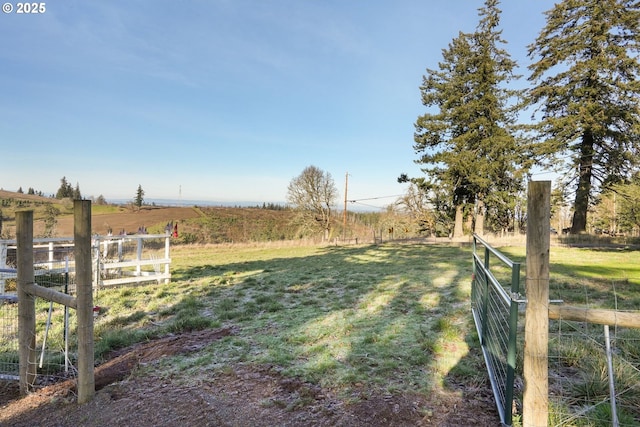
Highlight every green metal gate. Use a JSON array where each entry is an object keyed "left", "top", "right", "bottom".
[{"left": 471, "top": 234, "right": 523, "bottom": 427}]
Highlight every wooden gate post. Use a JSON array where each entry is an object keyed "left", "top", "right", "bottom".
[
  {"left": 17, "top": 210, "right": 37, "bottom": 394},
  {"left": 523, "top": 181, "right": 551, "bottom": 426},
  {"left": 75, "top": 199, "right": 95, "bottom": 403}
]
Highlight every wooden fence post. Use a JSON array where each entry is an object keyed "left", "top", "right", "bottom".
[
  {"left": 17, "top": 210, "right": 37, "bottom": 394},
  {"left": 523, "top": 181, "right": 551, "bottom": 426},
  {"left": 75, "top": 200, "right": 95, "bottom": 403}
]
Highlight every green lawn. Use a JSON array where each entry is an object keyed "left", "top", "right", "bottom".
[
  {"left": 499, "top": 245, "right": 640, "bottom": 309},
  {"left": 44, "top": 240, "right": 637, "bottom": 424},
  {"left": 157, "top": 242, "right": 479, "bottom": 396},
  {"left": 86, "top": 242, "right": 640, "bottom": 394},
  {"left": 497, "top": 244, "right": 640, "bottom": 425}
]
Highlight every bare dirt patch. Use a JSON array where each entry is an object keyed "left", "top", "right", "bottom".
[
  {"left": 0, "top": 328, "right": 500, "bottom": 426},
  {"left": 55, "top": 206, "right": 203, "bottom": 236}
]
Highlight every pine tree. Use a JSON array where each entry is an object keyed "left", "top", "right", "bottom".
[
  {"left": 134, "top": 185, "right": 145, "bottom": 209},
  {"left": 73, "top": 183, "right": 82, "bottom": 200},
  {"left": 527, "top": 0, "right": 640, "bottom": 233},
  {"left": 56, "top": 176, "right": 74, "bottom": 199},
  {"left": 413, "top": 0, "right": 525, "bottom": 237}
]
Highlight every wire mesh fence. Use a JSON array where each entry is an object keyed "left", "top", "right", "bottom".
[
  {"left": 0, "top": 295, "right": 19, "bottom": 380},
  {"left": 33, "top": 243, "right": 78, "bottom": 387},
  {"left": 547, "top": 285, "right": 640, "bottom": 426},
  {"left": 472, "top": 235, "right": 640, "bottom": 426},
  {"left": 471, "top": 234, "right": 522, "bottom": 426},
  {"left": 0, "top": 234, "right": 171, "bottom": 387},
  {"left": 0, "top": 243, "right": 77, "bottom": 386}
]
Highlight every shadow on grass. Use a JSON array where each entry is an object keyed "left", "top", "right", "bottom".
[
  {"left": 2, "top": 241, "right": 506, "bottom": 424},
  {"left": 169, "top": 243, "right": 487, "bottom": 398}
]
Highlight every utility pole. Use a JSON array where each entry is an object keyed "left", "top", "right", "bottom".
[{"left": 343, "top": 172, "right": 348, "bottom": 242}]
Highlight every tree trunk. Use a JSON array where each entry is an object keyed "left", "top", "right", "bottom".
[
  {"left": 475, "top": 199, "right": 485, "bottom": 236},
  {"left": 571, "top": 131, "right": 594, "bottom": 234},
  {"left": 322, "top": 208, "right": 331, "bottom": 242},
  {"left": 453, "top": 204, "right": 464, "bottom": 238},
  {"left": 464, "top": 211, "right": 473, "bottom": 234}
]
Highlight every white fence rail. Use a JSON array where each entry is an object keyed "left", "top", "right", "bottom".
[
  {"left": 1, "top": 233, "right": 172, "bottom": 380},
  {"left": 0, "top": 234, "right": 171, "bottom": 293},
  {"left": 93, "top": 234, "right": 171, "bottom": 288}
]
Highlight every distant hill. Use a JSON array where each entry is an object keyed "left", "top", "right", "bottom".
[
  {"left": 0, "top": 190, "right": 298, "bottom": 242},
  {"left": 0, "top": 189, "right": 53, "bottom": 204},
  {"left": 1, "top": 190, "right": 390, "bottom": 243}
]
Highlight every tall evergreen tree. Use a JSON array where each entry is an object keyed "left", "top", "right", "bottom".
[
  {"left": 73, "top": 182, "right": 82, "bottom": 200},
  {"left": 413, "top": 0, "right": 525, "bottom": 237},
  {"left": 55, "top": 176, "right": 74, "bottom": 199},
  {"left": 134, "top": 185, "right": 145, "bottom": 209},
  {"left": 527, "top": 0, "right": 640, "bottom": 233}
]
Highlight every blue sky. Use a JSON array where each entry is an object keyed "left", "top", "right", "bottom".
[{"left": 1, "top": 0, "right": 556, "bottom": 208}]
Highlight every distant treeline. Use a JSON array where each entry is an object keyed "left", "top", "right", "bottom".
[{"left": 257, "top": 203, "right": 289, "bottom": 211}]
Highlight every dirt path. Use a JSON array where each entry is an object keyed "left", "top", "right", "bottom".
[{"left": 0, "top": 328, "right": 500, "bottom": 426}]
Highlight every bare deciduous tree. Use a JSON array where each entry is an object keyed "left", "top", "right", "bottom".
[
  {"left": 396, "top": 183, "right": 436, "bottom": 236},
  {"left": 287, "top": 166, "right": 338, "bottom": 241}
]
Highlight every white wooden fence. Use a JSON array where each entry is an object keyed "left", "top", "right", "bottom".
[
  {"left": 93, "top": 234, "right": 171, "bottom": 288},
  {"left": 0, "top": 233, "right": 171, "bottom": 293}
]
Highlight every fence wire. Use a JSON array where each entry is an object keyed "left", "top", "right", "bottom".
[
  {"left": 1, "top": 234, "right": 170, "bottom": 387},
  {"left": 0, "top": 296, "right": 18, "bottom": 379},
  {"left": 484, "top": 281, "right": 514, "bottom": 413},
  {"left": 548, "top": 317, "right": 640, "bottom": 426},
  {"left": 30, "top": 302, "right": 78, "bottom": 388},
  {"left": 0, "top": 244, "right": 78, "bottom": 386},
  {"left": 32, "top": 244, "right": 78, "bottom": 388},
  {"left": 471, "top": 235, "right": 522, "bottom": 426}
]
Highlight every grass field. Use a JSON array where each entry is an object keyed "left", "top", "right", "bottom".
[
  {"left": 92, "top": 242, "right": 480, "bottom": 396},
  {"left": 496, "top": 244, "right": 640, "bottom": 425},
  {"left": 499, "top": 245, "right": 640, "bottom": 309},
  {"left": 16, "top": 239, "right": 640, "bottom": 425}
]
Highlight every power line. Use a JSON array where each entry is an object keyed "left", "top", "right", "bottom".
[
  {"left": 348, "top": 194, "right": 403, "bottom": 203},
  {"left": 349, "top": 201, "right": 390, "bottom": 210}
]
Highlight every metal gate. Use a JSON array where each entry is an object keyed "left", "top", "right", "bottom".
[{"left": 471, "top": 234, "right": 523, "bottom": 427}]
